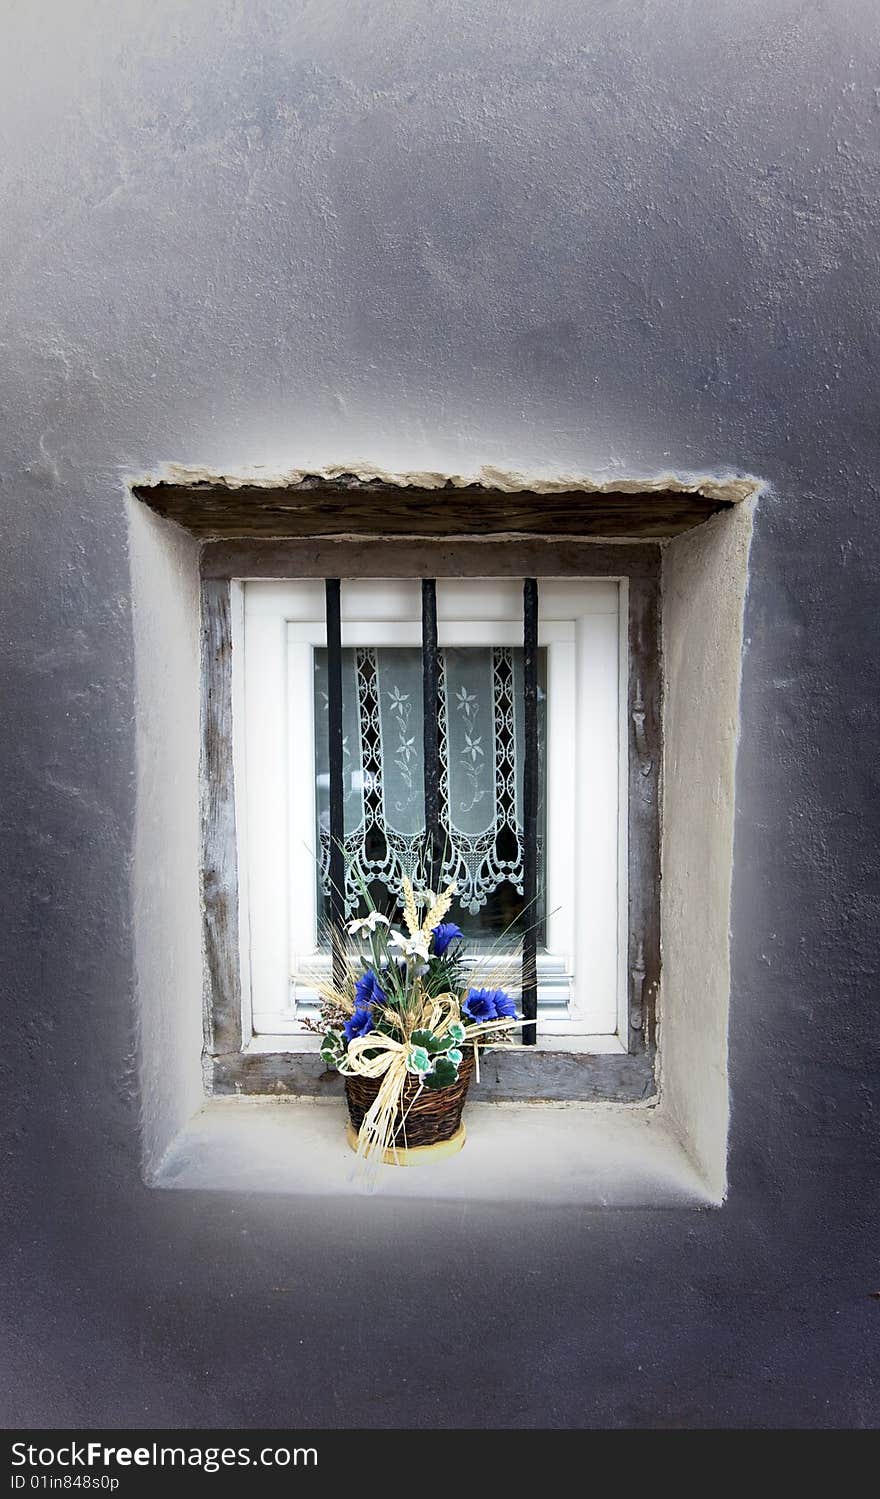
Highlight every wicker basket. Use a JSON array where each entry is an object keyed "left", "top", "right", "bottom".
[{"left": 345, "top": 1049, "right": 475, "bottom": 1149}]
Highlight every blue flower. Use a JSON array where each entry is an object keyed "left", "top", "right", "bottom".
[
  {"left": 432, "top": 922, "right": 463, "bottom": 958},
  {"left": 463, "top": 987, "right": 517, "bottom": 1024},
  {"left": 354, "top": 969, "right": 386, "bottom": 1010},
  {"left": 343, "top": 1007, "right": 375, "bottom": 1042},
  {"left": 492, "top": 989, "right": 517, "bottom": 1020},
  {"left": 343, "top": 969, "right": 386, "bottom": 1043}
]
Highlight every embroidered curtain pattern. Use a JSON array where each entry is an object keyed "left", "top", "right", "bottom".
[{"left": 314, "top": 646, "right": 538, "bottom": 918}]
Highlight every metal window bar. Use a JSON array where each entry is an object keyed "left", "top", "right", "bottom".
[
  {"left": 325, "top": 578, "right": 346, "bottom": 989},
  {"left": 328, "top": 573, "right": 540, "bottom": 1043},
  {"left": 521, "top": 577, "right": 539, "bottom": 1044},
  {"left": 421, "top": 578, "right": 441, "bottom": 892}
]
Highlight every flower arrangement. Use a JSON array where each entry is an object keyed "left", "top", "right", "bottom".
[{"left": 314, "top": 876, "right": 533, "bottom": 1163}]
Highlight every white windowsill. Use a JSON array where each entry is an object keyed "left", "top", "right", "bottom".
[{"left": 150, "top": 1096, "right": 717, "bottom": 1207}]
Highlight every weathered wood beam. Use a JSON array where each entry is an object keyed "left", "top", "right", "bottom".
[
  {"left": 521, "top": 578, "right": 539, "bottom": 1046},
  {"left": 133, "top": 480, "right": 731, "bottom": 540},
  {"left": 199, "top": 536, "right": 661, "bottom": 580}
]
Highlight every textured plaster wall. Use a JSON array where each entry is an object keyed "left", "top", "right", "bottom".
[
  {"left": 660, "top": 501, "right": 755, "bottom": 1199},
  {"left": 2, "top": 0, "right": 878, "bottom": 1427},
  {"left": 128, "top": 502, "right": 203, "bottom": 1175}
]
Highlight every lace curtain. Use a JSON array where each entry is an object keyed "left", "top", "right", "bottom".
[{"left": 314, "top": 646, "right": 542, "bottom": 922}]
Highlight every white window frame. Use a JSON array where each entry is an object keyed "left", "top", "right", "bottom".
[{"left": 235, "top": 578, "right": 629, "bottom": 1052}]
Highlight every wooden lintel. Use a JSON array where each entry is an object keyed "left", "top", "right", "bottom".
[{"left": 133, "top": 479, "right": 731, "bottom": 540}]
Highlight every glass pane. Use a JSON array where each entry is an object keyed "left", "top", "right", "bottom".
[{"left": 313, "top": 645, "right": 546, "bottom": 947}]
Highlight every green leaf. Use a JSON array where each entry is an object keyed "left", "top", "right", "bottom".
[
  {"left": 425, "top": 1056, "right": 459, "bottom": 1089},
  {"left": 410, "top": 1029, "right": 435, "bottom": 1050},
  {"left": 406, "top": 1045, "right": 432, "bottom": 1075}
]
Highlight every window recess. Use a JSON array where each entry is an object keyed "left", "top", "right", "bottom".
[
  {"left": 132, "top": 473, "right": 754, "bottom": 1183},
  {"left": 240, "top": 578, "right": 627, "bottom": 1046},
  {"left": 131, "top": 470, "right": 756, "bottom": 1125}
]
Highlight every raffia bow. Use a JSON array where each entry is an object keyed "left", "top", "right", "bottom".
[
  {"left": 343, "top": 993, "right": 535, "bottom": 1165},
  {"left": 343, "top": 993, "right": 460, "bottom": 1163},
  {"left": 343, "top": 1032, "right": 413, "bottom": 1164}
]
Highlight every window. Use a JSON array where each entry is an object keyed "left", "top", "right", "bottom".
[
  {"left": 133, "top": 472, "right": 749, "bottom": 1171},
  {"left": 239, "top": 578, "right": 629, "bottom": 1048}
]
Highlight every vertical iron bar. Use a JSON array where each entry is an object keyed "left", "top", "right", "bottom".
[
  {"left": 325, "top": 578, "right": 346, "bottom": 989},
  {"left": 521, "top": 577, "right": 539, "bottom": 1044},
  {"left": 421, "top": 578, "right": 441, "bottom": 892}
]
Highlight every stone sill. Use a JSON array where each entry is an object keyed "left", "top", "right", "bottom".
[{"left": 151, "top": 1096, "right": 718, "bottom": 1208}]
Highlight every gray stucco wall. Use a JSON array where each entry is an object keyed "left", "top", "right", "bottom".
[{"left": 1, "top": 1, "right": 877, "bottom": 1427}]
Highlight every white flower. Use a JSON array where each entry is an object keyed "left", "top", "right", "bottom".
[
  {"left": 388, "top": 929, "right": 430, "bottom": 965},
  {"left": 455, "top": 686, "right": 478, "bottom": 719},
  {"left": 346, "top": 912, "right": 390, "bottom": 937},
  {"left": 463, "top": 732, "right": 484, "bottom": 763}
]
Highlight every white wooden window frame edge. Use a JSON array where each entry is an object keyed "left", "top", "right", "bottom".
[{"left": 234, "top": 578, "right": 629, "bottom": 1053}]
